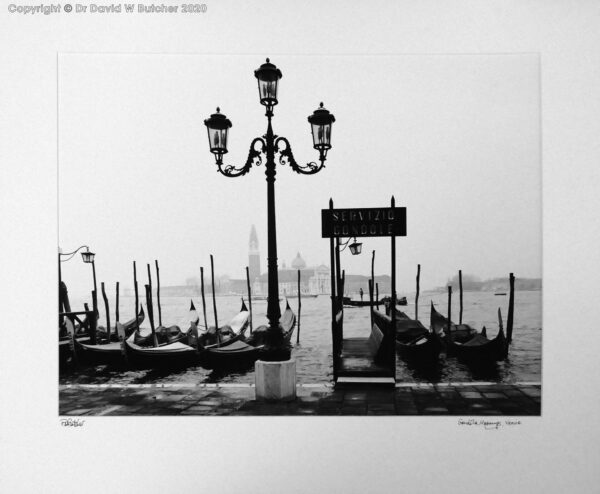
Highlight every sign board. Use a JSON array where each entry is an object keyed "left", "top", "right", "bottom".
[{"left": 321, "top": 207, "right": 407, "bottom": 238}]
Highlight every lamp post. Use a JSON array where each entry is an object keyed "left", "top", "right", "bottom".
[
  {"left": 58, "top": 245, "right": 97, "bottom": 311},
  {"left": 204, "top": 58, "right": 335, "bottom": 361}
]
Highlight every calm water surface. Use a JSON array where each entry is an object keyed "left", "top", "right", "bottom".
[{"left": 60, "top": 290, "right": 542, "bottom": 385}]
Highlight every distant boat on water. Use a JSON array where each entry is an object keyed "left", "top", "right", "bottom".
[
  {"left": 495, "top": 292, "right": 507, "bottom": 296},
  {"left": 342, "top": 296, "right": 407, "bottom": 307}
]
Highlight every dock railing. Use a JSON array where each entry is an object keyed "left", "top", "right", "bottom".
[{"left": 60, "top": 309, "right": 97, "bottom": 344}]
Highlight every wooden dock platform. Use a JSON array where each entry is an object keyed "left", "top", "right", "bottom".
[{"left": 338, "top": 337, "right": 390, "bottom": 377}]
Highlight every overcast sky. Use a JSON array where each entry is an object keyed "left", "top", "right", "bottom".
[{"left": 58, "top": 53, "right": 540, "bottom": 297}]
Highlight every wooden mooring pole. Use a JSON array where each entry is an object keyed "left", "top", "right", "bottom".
[
  {"left": 297, "top": 269, "right": 301, "bottom": 344},
  {"left": 146, "top": 263, "right": 152, "bottom": 318},
  {"left": 115, "top": 281, "right": 119, "bottom": 323},
  {"left": 446, "top": 286, "right": 452, "bottom": 346},
  {"left": 507, "top": 273, "right": 515, "bottom": 345},
  {"left": 145, "top": 284, "right": 158, "bottom": 347},
  {"left": 371, "top": 249, "right": 375, "bottom": 304},
  {"left": 84, "top": 302, "right": 96, "bottom": 345},
  {"left": 101, "top": 282, "right": 110, "bottom": 344},
  {"left": 376, "top": 283, "right": 379, "bottom": 310},
  {"left": 133, "top": 261, "right": 139, "bottom": 332},
  {"left": 210, "top": 255, "right": 219, "bottom": 345},
  {"left": 329, "top": 199, "right": 338, "bottom": 379},
  {"left": 155, "top": 260, "right": 162, "bottom": 327},
  {"left": 368, "top": 278, "right": 374, "bottom": 330},
  {"left": 87, "top": 302, "right": 98, "bottom": 346},
  {"left": 415, "top": 264, "right": 421, "bottom": 321},
  {"left": 335, "top": 238, "right": 342, "bottom": 309},
  {"left": 200, "top": 267, "right": 208, "bottom": 331},
  {"left": 246, "top": 266, "right": 253, "bottom": 334},
  {"left": 390, "top": 195, "right": 397, "bottom": 371},
  {"left": 459, "top": 269, "right": 463, "bottom": 324}
]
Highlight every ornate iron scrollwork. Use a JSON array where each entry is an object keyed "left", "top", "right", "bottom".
[
  {"left": 217, "top": 137, "right": 266, "bottom": 177},
  {"left": 275, "top": 137, "right": 325, "bottom": 175}
]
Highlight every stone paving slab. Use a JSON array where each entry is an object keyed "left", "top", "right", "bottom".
[{"left": 59, "top": 383, "right": 541, "bottom": 416}]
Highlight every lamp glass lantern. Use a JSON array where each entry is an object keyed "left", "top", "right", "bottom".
[
  {"left": 81, "top": 249, "right": 95, "bottom": 263},
  {"left": 204, "top": 108, "right": 232, "bottom": 159},
  {"left": 349, "top": 238, "right": 362, "bottom": 256},
  {"left": 254, "top": 58, "right": 282, "bottom": 110},
  {"left": 308, "top": 103, "right": 335, "bottom": 154}
]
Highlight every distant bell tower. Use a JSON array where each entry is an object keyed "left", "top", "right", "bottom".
[{"left": 248, "top": 225, "right": 261, "bottom": 282}]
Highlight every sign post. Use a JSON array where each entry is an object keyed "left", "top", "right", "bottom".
[{"left": 322, "top": 197, "right": 406, "bottom": 382}]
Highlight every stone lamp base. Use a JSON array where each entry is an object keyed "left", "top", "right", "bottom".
[{"left": 255, "top": 359, "right": 297, "bottom": 401}]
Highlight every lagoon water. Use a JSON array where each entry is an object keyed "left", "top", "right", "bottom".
[{"left": 60, "top": 290, "right": 542, "bottom": 385}]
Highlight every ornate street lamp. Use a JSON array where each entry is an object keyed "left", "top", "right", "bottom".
[
  {"left": 58, "top": 245, "right": 97, "bottom": 312},
  {"left": 204, "top": 58, "right": 335, "bottom": 361}
]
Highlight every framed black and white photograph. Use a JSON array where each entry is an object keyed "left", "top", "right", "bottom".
[
  {"left": 2, "top": 2, "right": 599, "bottom": 493},
  {"left": 56, "top": 52, "right": 541, "bottom": 416}
]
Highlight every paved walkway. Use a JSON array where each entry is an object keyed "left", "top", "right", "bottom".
[{"left": 59, "top": 382, "right": 541, "bottom": 416}]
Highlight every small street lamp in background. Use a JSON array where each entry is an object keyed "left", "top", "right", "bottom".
[
  {"left": 204, "top": 58, "right": 336, "bottom": 361},
  {"left": 340, "top": 237, "right": 363, "bottom": 256},
  {"left": 58, "top": 245, "right": 97, "bottom": 313}
]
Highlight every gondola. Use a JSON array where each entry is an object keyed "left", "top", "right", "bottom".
[
  {"left": 199, "top": 300, "right": 296, "bottom": 370},
  {"left": 373, "top": 309, "right": 441, "bottom": 362},
  {"left": 71, "top": 307, "right": 147, "bottom": 362},
  {"left": 430, "top": 303, "right": 508, "bottom": 363},
  {"left": 429, "top": 302, "right": 478, "bottom": 343},
  {"left": 380, "top": 295, "right": 408, "bottom": 306},
  {"left": 447, "top": 328, "right": 507, "bottom": 362},
  {"left": 124, "top": 301, "right": 200, "bottom": 367},
  {"left": 197, "top": 300, "right": 250, "bottom": 349},
  {"left": 95, "top": 307, "right": 145, "bottom": 340},
  {"left": 342, "top": 297, "right": 397, "bottom": 307},
  {"left": 346, "top": 295, "right": 407, "bottom": 307},
  {"left": 342, "top": 298, "right": 374, "bottom": 307}
]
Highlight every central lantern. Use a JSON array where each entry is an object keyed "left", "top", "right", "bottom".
[{"left": 254, "top": 58, "right": 282, "bottom": 112}]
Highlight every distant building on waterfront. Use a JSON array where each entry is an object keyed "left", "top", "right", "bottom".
[
  {"left": 253, "top": 252, "right": 331, "bottom": 296},
  {"left": 204, "top": 226, "right": 393, "bottom": 297},
  {"left": 248, "top": 225, "right": 261, "bottom": 283}
]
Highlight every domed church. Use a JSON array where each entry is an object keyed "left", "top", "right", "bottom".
[{"left": 291, "top": 252, "right": 307, "bottom": 270}]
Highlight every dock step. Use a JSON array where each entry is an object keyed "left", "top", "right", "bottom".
[{"left": 335, "top": 376, "right": 396, "bottom": 388}]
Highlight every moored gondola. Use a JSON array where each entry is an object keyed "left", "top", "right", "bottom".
[
  {"left": 197, "top": 299, "right": 250, "bottom": 349},
  {"left": 64, "top": 306, "right": 146, "bottom": 366},
  {"left": 445, "top": 308, "right": 508, "bottom": 363},
  {"left": 343, "top": 296, "right": 406, "bottom": 307},
  {"left": 373, "top": 309, "right": 442, "bottom": 362},
  {"left": 430, "top": 302, "right": 478, "bottom": 343},
  {"left": 94, "top": 307, "right": 145, "bottom": 341},
  {"left": 124, "top": 300, "right": 200, "bottom": 368},
  {"left": 431, "top": 301, "right": 509, "bottom": 363},
  {"left": 199, "top": 300, "right": 296, "bottom": 370}
]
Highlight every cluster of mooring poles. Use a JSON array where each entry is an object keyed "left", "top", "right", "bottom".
[{"left": 59, "top": 248, "right": 306, "bottom": 374}]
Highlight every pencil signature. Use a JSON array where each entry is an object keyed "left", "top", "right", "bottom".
[
  {"left": 458, "top": 418, "right": 522, "bottom": 430},
  {"left": 60, "top": 418, "right": 85, "bottom": 427}
]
